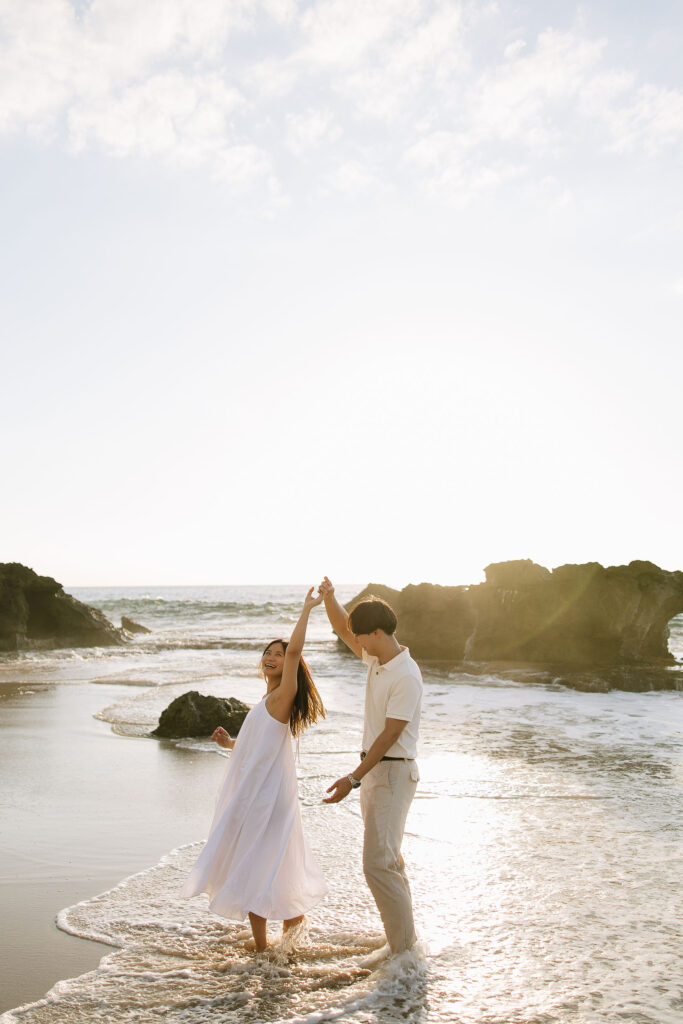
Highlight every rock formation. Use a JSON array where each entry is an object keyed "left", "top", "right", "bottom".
[
  {"left": 0, "top": 562, "right": 125, "bottom": 651},
  {"left": 152, "top": 691, "right": 251, "bottom": 739},
  {"left": 346, "top": 560, "right": 683, "bottom": 667},
  {"left": 121, "top": 616, "right": 151, "bottom": 634}
]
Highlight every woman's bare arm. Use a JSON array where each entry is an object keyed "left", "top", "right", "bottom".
[{"left": 267, "top": 587, "right": 322, "bottom": 719}]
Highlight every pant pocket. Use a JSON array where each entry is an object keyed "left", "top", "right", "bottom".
[{"left": 409, "top": 761, "right": 420, "bottom": 783}]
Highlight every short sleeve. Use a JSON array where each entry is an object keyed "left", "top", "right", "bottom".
[{"left": 385, "top": 674, "right": 422, "bottom": 722}]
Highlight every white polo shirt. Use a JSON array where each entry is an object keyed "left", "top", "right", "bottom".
[{"left": 361, "top": 646, "right": 422, "bottom": 759}]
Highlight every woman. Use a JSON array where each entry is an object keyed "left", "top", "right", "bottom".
[{"left": 181, "top": 587, "right": 328, "bottom": 952}]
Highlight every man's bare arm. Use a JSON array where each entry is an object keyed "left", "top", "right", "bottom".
[
  {"left": 319, "top": 576, "right": 363, "bottom": 658},
  {"left": 323, "top": 718, "right": 407, "bottom": 803}
]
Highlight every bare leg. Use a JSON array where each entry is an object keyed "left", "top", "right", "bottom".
[
  {"left": 282, "top": 914, "right": 304, "bottom": 934},
  {"left": 248, "top": 912, "right": 268, "bottom": 952}
]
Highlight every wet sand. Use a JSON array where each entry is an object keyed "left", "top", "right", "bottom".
[{"left": 0, "top": 680, "right": 222, "bottom": 1014}]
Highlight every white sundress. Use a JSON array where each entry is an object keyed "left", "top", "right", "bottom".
[{"left": 181, "top": 697, "right": 328, "bottom": 921}]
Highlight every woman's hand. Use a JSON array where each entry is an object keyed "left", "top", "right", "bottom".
[
  {"left": 211, "top": 726, "right": 234, "bottom": 749},
  {"left": 303, "top": 585, "right": 324, "bottom": 611},
  {"left": 319, "top": 576, "right": 334, "bottom": 598}
]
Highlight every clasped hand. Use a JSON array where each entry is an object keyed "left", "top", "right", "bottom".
[{"left": 303, "top": 585, "right": 324, "bottom": 611}]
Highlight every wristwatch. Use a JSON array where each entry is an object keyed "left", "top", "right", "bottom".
[{"left": 347, "top": 774, "right": 361, "bottom": 789}]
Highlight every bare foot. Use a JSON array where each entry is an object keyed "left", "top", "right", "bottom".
[
  {"left": 357, "top": 942, "right": 391, "bottom": 969},
  {"left": 280, "top": 916, "right": 308, "bottom": 955},
  {"left": 282, "top": 914, "right": 305, "bottom": 936},
  {"left": 242, "top": 937, "right": 269, "bottom": 953}
]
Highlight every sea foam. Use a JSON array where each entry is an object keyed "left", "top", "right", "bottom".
[{"left": 1, "top": 840, "right": 395, "bottom": 1024}]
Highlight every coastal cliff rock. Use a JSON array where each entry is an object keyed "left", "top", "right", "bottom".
[
  {"left": 346, "top": 560, "right": 683, "bottom": 667},
  {"left": 152, "top": 691, "right": 250, "bottom": 738},
  {"left": 0, "top": 563, "right": 125, "bottom": 651},
  {"left": 347, "top": 582, "right": 474, "bottom": 660},
  {"left": 121, "top": 616, "right": 151, "bottom": 634}
]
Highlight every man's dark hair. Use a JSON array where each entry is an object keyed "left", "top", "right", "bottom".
[{"left": 348, "top": 597, "right": 398, "bottom": 636}]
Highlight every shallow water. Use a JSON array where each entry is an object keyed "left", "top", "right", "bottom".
[{"left": 1, "top": 588, "right": 682, "bottom": 1023}]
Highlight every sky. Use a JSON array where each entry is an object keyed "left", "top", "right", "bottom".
[{"left": 1, "top": 0, "right": 682, "bottom": 588}]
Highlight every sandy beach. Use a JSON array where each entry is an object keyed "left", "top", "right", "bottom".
[{"left": 0, "top": 680, "right": 221, "bottom": 1013}]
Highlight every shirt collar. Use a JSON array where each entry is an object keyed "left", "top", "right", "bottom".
[{"left": 374, "top": 646, "right": 409, "bottom": 673}]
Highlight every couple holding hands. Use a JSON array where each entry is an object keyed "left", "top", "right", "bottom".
[{"left": 181, "top": 578, "right": 423, "bottom": 958}]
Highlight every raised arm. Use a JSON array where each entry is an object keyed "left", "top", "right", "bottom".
[
  {"left": 267, "top": 587, "right": 322, "bottom": 720},
  {"left": 319, "top": 577, "right": 363, "bottom": 658}
]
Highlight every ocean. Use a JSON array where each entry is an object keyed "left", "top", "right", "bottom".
[{"left": 1, "top": 585, "right": 682, "bottom": 1024}]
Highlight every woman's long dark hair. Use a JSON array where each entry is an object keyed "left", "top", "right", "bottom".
[{"left": 261, "top": 639, "right": 326, "bottom": 738}]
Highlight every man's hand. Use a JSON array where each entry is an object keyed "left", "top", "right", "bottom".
[
  {"left": 319, "top": 576, "right": 334, "bottom": 598},
  {"left": 323, "top": 775, "right": 353, "bottom": 803}
]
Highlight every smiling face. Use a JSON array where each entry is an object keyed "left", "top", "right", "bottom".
[{"left": 261, "top": 640, "right": 286, "bottom": 680}]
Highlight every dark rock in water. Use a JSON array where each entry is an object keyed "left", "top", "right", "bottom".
[
  {"left": 0, "top": 562, "right": 125, "bottom": 651},
  {"left": 345, "top": 560, "right": 683, "bottom": 674},
  {"left": 552, "top": 665, "right": 683, "bottom": 693},
  {"left": 121, "top": 616, "right": 151, "bottom": 634},
  {"left": 152, "top": 691, "right": 251, "bottom": 738}
]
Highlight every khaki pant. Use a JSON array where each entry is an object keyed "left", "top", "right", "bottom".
[{"left": 360, "top": 759, "right": 419, "bottom": 953}]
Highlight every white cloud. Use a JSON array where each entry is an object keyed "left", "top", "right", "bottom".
[
  {"left": 213, "top": 142, "right": 274, "bottom": 189},
  {"left": 83, "top": 0, "right": 258, "bottom": 67},
  {"left": 0, "top": 0, "right": 79, "bottom": 132},
  {"left": 0, "top": 0, "right": 249, "bottom": 129},
  {"left": 327, "top": 157, "right": 380, "bottom": 195},
  {"left": 463, "top": 28, "right": 683, "bottom": 159},
  {"left": 299, "top": 0, "right": 424, "bottom": 68},
  {"left": 401, "top": 25, "right": 683, "bottom": 200},
  {"left": 285, "top": 107, "right": 339, "bottom": 155},
  {"left": 245, "top": 57, "right": 298, "bottom": 99},
  {"left": 68, "top": 73, "right": 244, "bottom": 161},
  {"left": 1, "top": 2, "right": 683, "bottom": 203},
  {"left": 466, "top": 30, "right": 606, "bottom": 150},
  {"left": 599, "top": 82, "right": 683, "bottom": 155},
  {"left": 404, "top": 130, "right": 522, "bottom": 204},
  {"left": 0, "top": 0, "right": 279, "bottom": 189},
  {"left": 298, "top": 0, "right": 468, "bottom": 119}
]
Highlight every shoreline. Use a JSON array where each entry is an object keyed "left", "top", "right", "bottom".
[{"left": 0, "top": 680, "right": 224, "bottom": 1014}]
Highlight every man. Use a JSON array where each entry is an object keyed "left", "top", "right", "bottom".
[{"left": 320, "top": 576, "right": 422, "bottom": 956}]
